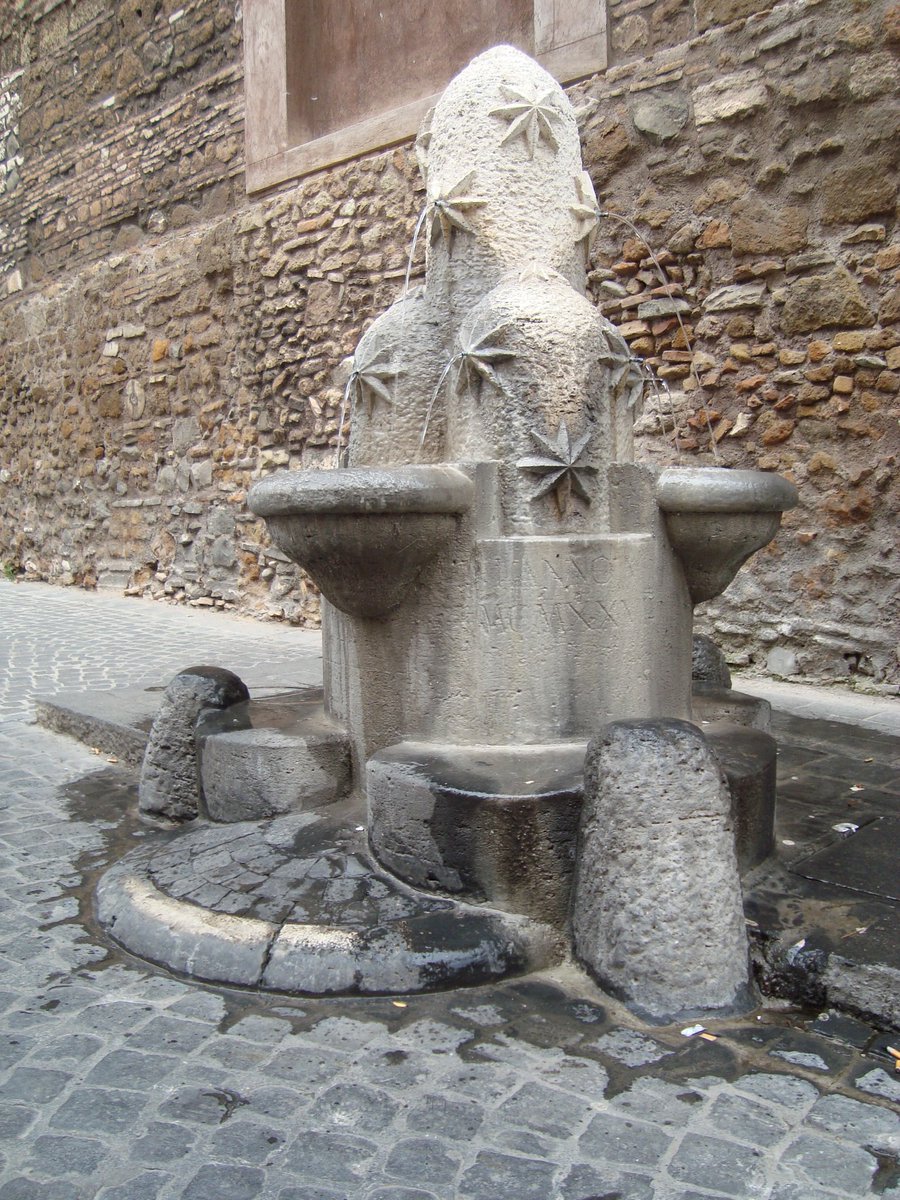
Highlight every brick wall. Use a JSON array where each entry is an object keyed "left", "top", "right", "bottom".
[{"left": 0, "top": 0, "right": 897, "bottom": 689}]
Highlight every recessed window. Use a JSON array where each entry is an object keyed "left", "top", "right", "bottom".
[{"left": 245, "top": 0, "right": 607, "bottom": 193}]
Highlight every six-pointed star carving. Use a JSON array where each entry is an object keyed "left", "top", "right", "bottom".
[
  {"left": 348, "top": 343, "right": 403, "bottom": 415},
  {"left": 490, "top": 83, "right": 562, "bottom": 159},
  {"left": 517, "top": 421, "right": 597, "bottom": 507},
  {"left": 427, "top": 171, "right": 488, "bottom": 253},
  {"left": 571, "top": 171, "right": 602, "bottom": 247},
  {"left": 455, "top": 322, "right": 517, "bottom": 400}
]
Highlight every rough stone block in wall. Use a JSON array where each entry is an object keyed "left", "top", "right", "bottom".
[{"left": 0, "top": 0, "right": 898, "bottom": 689}]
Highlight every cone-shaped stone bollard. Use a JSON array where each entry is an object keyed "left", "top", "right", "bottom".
[{"left": 572, "top": 719, "right": 752, "bottom": 1022}]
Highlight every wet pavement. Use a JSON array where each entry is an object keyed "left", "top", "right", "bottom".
[{"left": 0, "top": 580, "right": 898, "bottom": 1199}]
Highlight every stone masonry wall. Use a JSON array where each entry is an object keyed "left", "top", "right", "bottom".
[{"left": 0, "top": 0, "right": 897, "bottom": 690}]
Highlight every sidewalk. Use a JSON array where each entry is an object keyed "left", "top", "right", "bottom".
[{"left": 0, "top": 580, "right": 898, "bottom": 1200}]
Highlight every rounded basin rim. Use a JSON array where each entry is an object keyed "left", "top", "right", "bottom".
[
  {"left": 249, "top": 465, "right": 474, "bottom": 517},
  {"left": 656, "top": 467, "right": 798, "bottom": 513}
]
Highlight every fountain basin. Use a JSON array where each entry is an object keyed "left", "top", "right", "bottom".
[
  {"left": 656, "top": 468, "right": 799, "bottom": 604},
  {"left": 249, "top": 466, "right": 474, "bottom": 619}
]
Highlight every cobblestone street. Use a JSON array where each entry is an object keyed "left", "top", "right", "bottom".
[{"left": 0, "top": 581, "right": 898, "bottom": 1200}]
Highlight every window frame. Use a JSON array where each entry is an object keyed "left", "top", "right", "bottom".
[{"left": 244, "top": 0, "right": 607, "bottom": 194}]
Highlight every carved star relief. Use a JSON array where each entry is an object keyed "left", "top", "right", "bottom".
[
  {"left": 490, "top": 83, "right": 562, "bottom": 159},
  {"left": 455, "top": 323, "right": 517, "bottom": 401},
  {"left": 571, "top": 171, "right": 602, "bottom": 255},
  {"left": 517, "top": 421, "right": 597, "bottom": 511},
  {"left": 427, "top": 171, "right": 488, "bottom": 253},
  {"left": 348, "top": 343, "right": 403, "bottom": 415}
]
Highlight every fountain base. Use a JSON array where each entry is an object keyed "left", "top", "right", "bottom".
[{"left": 96, "top": 801, "right": 562, "bottom": 995}]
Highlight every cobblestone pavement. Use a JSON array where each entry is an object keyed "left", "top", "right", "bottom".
[{"left": 1, "top": 581, "right": 898, "bottom": 1199}]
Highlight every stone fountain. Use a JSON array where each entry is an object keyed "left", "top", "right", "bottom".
[{"left": 98, "top": 47, "right": 797, "bottom": 1022}]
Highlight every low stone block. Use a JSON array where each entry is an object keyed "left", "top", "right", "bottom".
[{"left": 139, "top": 666, "right": 249, "bottom": 821}]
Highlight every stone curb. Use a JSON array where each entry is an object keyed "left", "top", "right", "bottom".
[{"left": 95, "top": 842, "right": 563, "bottom": 997}]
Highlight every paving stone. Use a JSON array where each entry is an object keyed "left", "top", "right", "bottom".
[
  {"left": 178, "top": 1163, "right": 266, "bottom": 1200},
  {"left": 406, "top": 1093, "right": 484, "bottom": 1139},
  {"left": 1, "top": 1067, "right": 71, "bottom": 1103},
  {"left": 277, "top": 1188, "right": 346, "bottom": 1200},
  {"left": 157, "top": 1085, "right": 249, "bottom": 1126},
  {"left": 126, "top": 1015, "right": 216, "bottom": 1053},
  {"left": 208, "top": 1118, "right": 287, "bottom": 1163},
  {"left": 705, "top": 1092, "right": 791, "bottom": 1147},
  {"left": 560, "top": 1163, "right": 655, "bottom": 1200},
  {"left": 496, "top": 1079, "right": 597, "bottom": 1137},
  {"left": 129, "top": 1121, "right": 197, "bottom": 1164},
  {"left": 734, "top": 1072, "right": 820, "bottom": 1109},
  {"left": 280, "top": 1132, "right": 378, "bottom": 1184},
  {"left": 26, "top": 1134, "right": 109, "bottom": 1177},
  {"left": 0, "top": 1180, "right": 82, "bottom": 1200},
  {"left": 84, "top": 1047, "right": 180, "bottom": 1090},
  {"left": 854, "top": 1067, "right": 900, "bottom": 1103},
  {"left": 310, "top": 1082, "right": 402, "bottom": 1133},
  {"left": 458, "top": 1150, "right": 559, "bottom": 1199},
  {"left": 777, "top": 1132, "right": 877, "bottom": 1193},
  {"left": 806, "top": 1092, "right": 900, "bottom": 1148},
  {"left": 49, "top": 1086, "right": 149, "bottom": 1134},
  {"left": 384, "top": 1138, "right": 460, "bottom": 1186},
  {"left": 0, "top": 1105, "right": 37, "bottom": 1139},
  {"left": 668, "top": 1133, "right": 768, "bottom": 1195},
  {"left": 579, "top": 1111, "right": 672, "bottom": 1166},
  {"left": 95, "top": 1172, "right": 171, "bottom": 1200}
]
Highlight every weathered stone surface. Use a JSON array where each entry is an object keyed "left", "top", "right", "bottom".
[
  {"left": 781, "top": 267, "right": 874, "bottom": 334},
  {"left": 572, "top": 720, "right": 751, "bottom": 1021},
  {"left": 730, "top": 198, "right": 807, "bottom": 256},
  {"left": 695, "top": 0, "right": 770, "bottom": 30},
  {"left": 138, "top": 666, "right": 249, "bottom": 821},
  {"left": 822, "top": 164, "right": 897, "bottom": 225},
  {"left": 631, "top": 94, "right": 688, "bottom": 143},
  {"left": 693, "top": 71, "right": 767, "bottom": 126},
  {"left": 703, "top": 282, "right": 767, "bottom": 312},
  {"left": 692, "top": 633, "right": 732, "bottom": 688}
]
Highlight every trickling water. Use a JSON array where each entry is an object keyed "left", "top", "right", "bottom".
[
  {"left": 402, "top": 205, "right": 428, "bottom": 302},
  {"left": 333, "top": 372, "right": 355, "bottom": 469},
  {"left": 598, "top": 211, "right": 720, "bottom": 463},
  {"left": 420, "top": 352, "right": 462, "bottom": 448}
]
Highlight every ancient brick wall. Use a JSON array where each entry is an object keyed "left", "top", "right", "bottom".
[{"left": 0, "top": 0, "right": 897, "bottom": 689}]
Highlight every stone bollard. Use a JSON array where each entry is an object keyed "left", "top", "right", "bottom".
[
  {"left": 692, "top": 633, "right": 732, "bottom": 689},
  {"left": 572, "top": 719, "right": 751, "bottom": 1022},
  {"left": 139, "top": 666, "right": 249, "bottom": 822}
]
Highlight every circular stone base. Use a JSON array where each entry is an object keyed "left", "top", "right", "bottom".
[{"left": 95, "top": 803, "right": 560, "bottom": 995}]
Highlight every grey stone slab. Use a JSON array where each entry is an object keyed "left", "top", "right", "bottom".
[
  {"left": 310, "top": 1083, "right": 402, "bottom": 1133},
  {"left": 560, "top": 1164, "right": 655, "bottom": 1200},
  {"left": 49, "top": 1086, "right": 149, "bottom": 1134},
  {"left": 26, "top": 1134, "right": 109, "bottom": 1177},
  {"left": 0, "top": 1181, "right": 82, "bottom": 1200},
  {"left": 280, "top": 1132, "right": 378, "bottom": 1184},
  {"left": 84, "top": 1047, "right": 180, "bottom": 1090},
  {"left": 384, "top": 1137, "right": 460, "bottom": 1186},
  {"left": 406, "top": 1094, "right": 485, "bottom": 1140},
  {"left": 579, "top": 1111, "right": 673, "bottom": 1166},
  {"left": 668, "top": 1133, "right": 768, "bottom": 1195},
  {"left": 178, "top": 1163, "right": 266, "bottom": 1200},
  {"left": 96, "top": 1173, "right": 171, "bottom": 1200},
  {"left": 158, "top": 1086, "right": 249, "bottom": 1126},
  {"left": 793, "top": 816, "right": 900, "bottom": 901},
  {"left": 458, "top": 1150, "right": 559, "bottom": 1200},
  {"left": 496, "top": 1080, "right": 596, "bottom": 1138},
  {"left": 705, "top": 1093, "right": 791, "bottom": 1147},
  {"left": 208, "top": 1119, "right": 287, "bottom": 1163},
  {"left": 129, "top": 1121, "right": 198, "bottom": 1164},
  {"left": 0, "top": 1104, "right": 37, "bottom": 1139},
  {"left": 1, "top": 1067, "right": 71, "bottom": 1103},
  {"left": 805, "top": 1092, "right": 900, "bottom": 1148},
  {"left": 777, "top": 1132, "right": 877, "bottom": 1193}
]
